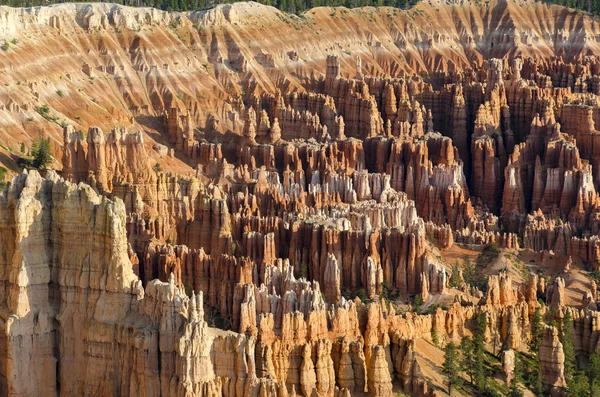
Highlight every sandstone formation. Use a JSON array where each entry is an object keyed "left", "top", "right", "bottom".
[
  {"left": 539, "top": 325, "right": 567, "bottom": 393},
  {"left": 4, "top": 0, "right": 600, "bottom": 396}
]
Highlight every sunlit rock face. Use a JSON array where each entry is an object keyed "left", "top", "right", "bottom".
[{"left": 5, "top": 0, "right": 600, "bottom": 395}]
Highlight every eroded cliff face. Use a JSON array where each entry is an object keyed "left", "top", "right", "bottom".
[
  {"left": 0, "top": 170, "right": 315, "bottom": 397},
  {"left": 0, "top": 171, "right": 215, "bottom": 396},
  {"left": 0, "top": 170, "right": 582, "bottom": 397},
  {"left": 0, "top": 170, "right": 540, "bottom": 397},
  {"left": 5, "top": 0, "right": 600, "bottom": 396}
]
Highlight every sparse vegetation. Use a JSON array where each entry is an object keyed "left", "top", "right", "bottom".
[
  {"left": 460, "top": 244, "right": 500, "bottom": 294},
  {"left": 342, "top": 287, "right": 370, "bottom": 303},
  {"left": 476, "top": 243, "right": 500, "bottom": 268},
  {"left": 205, "top": 306, "right": 227, "bottom": 329},
  {"left": 452, "top": 313, "right": 510, "bottom": 397},
  {"left": 56, "top": 89, "right": 64, "bottom": 97},
  {"left": 34, "top": 105, "right": 59, "bottom": 123}
]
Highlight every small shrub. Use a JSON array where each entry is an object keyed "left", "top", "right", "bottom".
[
  {"left": 424, "top": 304, "right": 439, "bottom": 315},
  {"left": 411, "top": 294, "right": 423, "bottom": 314},
  {"left": 355, "top": 288, "right": 368, "bottom": 302},
  {"left": 380, "top": 281, "right": 392, "bottom": 300},
  {"left": 1, "top": 41, "right": 9, "bottom": 51},
  {"left": 461, "top": 244, "right": 501, "bottom": 294},
  {"left": 205, "top": 306, "right": 225, "bottom": 329},
  {"left": 463, "top": 256, "right": 488, "bottom": 293},
  {"left": 34, "top": 105, "right": 58, "bottom": 123},
  {"left": 56, "top": 90, "right": 64, "bottom": 97}
]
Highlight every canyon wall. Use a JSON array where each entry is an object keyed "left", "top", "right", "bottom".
[
  {"left": 0, "top": 170, "right": 573, "bottom": 397},
  {"left": 3, "top": 1, "right": 600, "bottom": 396}
]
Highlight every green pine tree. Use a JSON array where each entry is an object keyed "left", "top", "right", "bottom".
[
  {"left": 411, "top": 294, "right": 423, "bottom": 314},
  {"left": 568, "top": 372, "right": 590, "bottom": 397},
  {"left": 585, "top": 352, "right": 600, "bottom": 387},
  {"left": 530, "top": 307, "right": 544, "bottom": 352},
  {"left": 588, "top": 352, "right": 600, "bottom": 395},
  {"left": 442, "top": 341, "right": 462, "bottom": 395},
  {"left": 0, "top": 166, "right": 7, "bottom": 189},
  {"left": 432, "top": 329, "right": 440, "bottom": 348},
  {"left": 30, "top": 137, "right": 53, "bottom": 169},
  {"left": 508, "top": 354, "right": 525, "bottom": 397},
  {"left": 473, "top": 311, "right": 488, "bottom": 391},
  {"left": 449, "top": 261, "right": 462, "bottom": 288},
  {"left": 535, "top": 365, "right": 544, "bottom": 396},
  {"left": 561, "top": 311, "right": 577, "bottom": 386},
  {"left": 460, "top": 336, "right": 475, "bottom": 384}
]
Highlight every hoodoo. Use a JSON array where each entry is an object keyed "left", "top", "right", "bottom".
[{"left": 2, "top": 0, "right": 600, "bottom": 395}]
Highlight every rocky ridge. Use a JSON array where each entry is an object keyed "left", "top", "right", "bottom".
[{"left": 4, "top": 0, "right": 600, "bottom": 149}]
